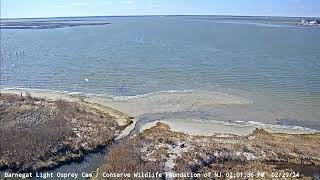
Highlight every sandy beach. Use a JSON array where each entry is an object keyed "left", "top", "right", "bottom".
[
  {"left": 2, "top": 88, "right": 318, "bottom": 137},
  {"left": 140, "top": 118, "right": 318, "bottom": 136},
  {"left": 1, "top": 89, "right": 320, "bottom": 179}
]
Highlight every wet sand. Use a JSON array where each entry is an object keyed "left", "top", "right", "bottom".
[
  {"left": 2, "top": 88, "right": 318, "bottom": 137},
  {"left": 140, "top": 118, "right": 317, "bottom": 136},
  {"left": 2, "top": 88, "right": 319, "bottom": 180}
]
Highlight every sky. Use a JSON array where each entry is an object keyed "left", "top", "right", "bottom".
[{"left": 1, "top": 0, "right": 319, "bottom": 19}]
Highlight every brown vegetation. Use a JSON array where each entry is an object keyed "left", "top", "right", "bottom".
[
  {"left": 95, "top": 139, "right": 163, "bottom": 180},
  {"left": 2, "top": 92, "right": 319, "bottom": 179},
  {"left": 0, "top": 93, "right": 122, "bottom": 172},
  {"left": 94, "top": 122, "right": 320, "bottom": 180}
]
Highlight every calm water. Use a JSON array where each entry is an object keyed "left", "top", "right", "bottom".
[{"left": 1, "top": 16, "right": 320, "bottom": 129}]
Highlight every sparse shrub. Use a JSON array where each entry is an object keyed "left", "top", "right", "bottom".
[
  {"left": 25, "top": 91, "right": 32, "bottom": 99},
  {"left": 99, "top": 139, "right": 163, "bottom": 180}
]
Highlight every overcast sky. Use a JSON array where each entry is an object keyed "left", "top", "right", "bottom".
[{"left": 1, "top": 0, "right": 319, "bottom": 18}]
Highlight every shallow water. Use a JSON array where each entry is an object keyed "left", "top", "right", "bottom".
[
  {"left": 1, "top": 16, "right": 320, "bottom": 129},
  {"left": 1, "top": 15, "right": 320, "bottom": 179}
]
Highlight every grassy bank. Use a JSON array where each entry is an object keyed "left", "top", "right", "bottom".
[
  {"left": 0, "top": 93, "right": 132, "bottom": 173},
  {"left": 93, "top": 123, "right": 320, "bottom": 180},
  {"left": 1, "top": 92, "right": 319, "bottom": 179}
]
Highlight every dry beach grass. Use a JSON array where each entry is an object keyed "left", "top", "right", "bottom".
[
  {"left": 0, "top": 93, "right": 129, "bottom": 172},
  {"left": 1, "top": 92, "right": 320, "bottom": 180},
  {"left": 94, "top": 122, "right": 320, "bottom": 180}
]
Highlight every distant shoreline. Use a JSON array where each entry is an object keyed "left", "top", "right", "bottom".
[
  {"left": 1, "top": 14, "right": 320, "bottom": 20},
  {"left": 0, "top": 21, "right": 111, "bottom": 30}
]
